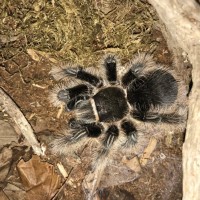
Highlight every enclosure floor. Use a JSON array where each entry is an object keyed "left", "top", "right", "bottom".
[{"left": 0, "top": 1, "right": 187, "bottom": 199}]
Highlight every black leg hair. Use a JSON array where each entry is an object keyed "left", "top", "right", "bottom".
[
  {"left": 103, "top": 125, "right": 119, "bottom": 149},
  {"left": 94, "top": 125, "right": 119, "bottom": 163},
  {"left": 67, "top": 123, "right": 102, "bottom": 141},
  {"left": 49, "top": 82, "right": 92, "bottom": 108},
  {"left": 50, "top": 123, "right": 103, "bottom": 155},
  {"left": 121, "top": 69, "right": 137, "bottom": 87},
  {"left": 68, "top": 118, "right": 83, "bottom": 129},
  {"left": 50, "top": 128, "right": 88, "bottom": 155},
  {"left": 68, "top": 120, "right": 103, "bottom": 138},
  {"left": 121, "top": 52, "right": 155, "bottom": 87},
  {"left": 127, "top": 69, "right": 178, "bottom": 118},
  {"left": 121, "top": 120, "right": 138, "bottom": 146},
  {"left": 56, "top": 84, "right": 92, "bottom": 111},
  {"left": 85, "top": 123, "right": 103, "bottom": 138},
  {"left": 104, "top": 55, "right": 117, "bottom": 84},
  {"left": 66, "top": 95, "right": 90, "bottom": 111},
  {"left": 64, "top": 66, "right": 103, "bottom": 87},
  {"left": 57, "top": 84, "right": 90, "bottom": 101},
  {"left": 132, "top": 111, "right": 185, "bottom": 124}
]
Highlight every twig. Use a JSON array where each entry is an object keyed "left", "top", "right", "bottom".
[{"left": 0, "top": 88, "right": 45, "bottom": 156}]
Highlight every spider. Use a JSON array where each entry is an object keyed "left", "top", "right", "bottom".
[{"left": 49, "top": 53, "right": 186, "bottom": 170}]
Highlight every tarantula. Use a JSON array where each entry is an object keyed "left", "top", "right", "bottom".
[{"left": 49, "top": 53, "right": 186, "bottom": 169}]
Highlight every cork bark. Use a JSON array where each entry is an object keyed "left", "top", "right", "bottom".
[{"left": 148, "top": 0, "right": 200, "bottom": 199}]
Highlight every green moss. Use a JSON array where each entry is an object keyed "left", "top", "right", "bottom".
[{"left": 0, "top": 0, "right": 157, "bottom": 65}]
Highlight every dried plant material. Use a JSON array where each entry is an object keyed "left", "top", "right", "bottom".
[
  {"left": 140, "top": 138, "right": 157, "bottom": 166},
  {"left": 3, "top": 183, "right": 26, "bottom": 200},
  {"left": 165, "top": 132, "right": 173, "bottom": 147},
  {"left": 17, "top": 155, "right": 61, "bottom": 200},
  {"left": 57, "top": 162, "right": 68, "bottom": 178},
  {"left": 66, "top": 178, "right": 76, "bottom": 188},
  {"left": 33, "top": 50, "right": 58, "bottom": 63},
  {"left": 0, "top": 34, "right": 21, "bottom": 44},
  {"left": 0, "top": 147, "right": 12, "bottom": 182},
  {"left": 27, "top": 49, "right": 40, "bottom": 62},
  {"left": 0, "top": 120, "right": 18, "bottom": 148},
  {"left": 122, "top": 156, "right": 142, "bottom": 173},
  {"left": 0, "top": 0, "right": 157, "bottom": 64},
  {"left": 0, "top": 88, "right": 44, "bottom": 156},
  {"left": 32, "top": 84, "right": 47, "bottom": 89},
  {"left": 56, "top": 105, "right": 64, "bottom": 119},
  {"left": 0, "top": 190, "right": 9, "bottom": 200},
  {"left": 27, "top": 49, "right": 58, "bottom": 63}
]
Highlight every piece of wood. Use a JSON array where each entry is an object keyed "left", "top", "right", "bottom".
[
  {"left": 0, "top": 88, "right": 45, "bottom": 156},
  {"left": 148, "top": 0, "right": 200, "bottom": 199},
  {"left": 140, "top": 138, "right": 157, "bottom": 167}
]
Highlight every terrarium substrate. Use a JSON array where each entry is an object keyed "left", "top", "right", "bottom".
[{"left": 0, "top": 0, "right": 197, "bottom": 199}]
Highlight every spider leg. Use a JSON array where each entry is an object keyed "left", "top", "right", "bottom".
[
  {"left": 49, "top": 83, "right": 92, "bottom": 110},
  {"left": 121, "top": 53, "right": 155, "bottom": 87},
  {"left": 92, "top": 125, "right": 119, "bottom": 163},
  {"left": 66, "top": 95, "right": 90, "bottom": 111},
  {"left": 103, "top": 55, "right": 117, "bottom": 84},
  {"left": 83, "top": 125, "right": 119, "bottom": 200},
  {"left": 102, "top": 125, "right": 119, "bottom": 150},
  {"left": 57, "top": 84, "right": 89, "bottom": 101},
  {"left": 68, "top": 118, "right": 83, "bottom": 129},
  {"left": 85, "top": 123, "right": 103, "bottom": 138},
  {"left": 121, "top": 120, "right": 138, "bottom": 146},
  {"left": 120, "top": 118, "right": 149, "bottom": 155},
  {"left": 132, "top": 111, "right": 185, "bottom": 124},
  {"left": 50, "top": 123, "right": 103, "bottom": 155},
  {"left": 64, "top": 66, "right": 103, "bottom": 87},
  {"left": 68, "top": 120, "right": 103, "bottom": 138}
]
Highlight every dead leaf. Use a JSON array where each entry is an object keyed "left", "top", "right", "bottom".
[
  {"left": 17, "top": 155, "right": 61, "bottom": 200},
  {"left": 3, "top": 183, "right": 26, "bottom": 200},
  {"left": 0, "top": 147, "right": 12, "bottom": 182},
  {"left": 35, "top": 50, "right": 58, "bottom": 63},
  {"left": 27, "top": 49, "right": 40, "bottom": 61},
  {"left": 122, "top": 156, "right": 141, "bottom": 173},
  {"left": 0, "top": 120, "right": 18, "bottom": 148},
  {"left": 0, "top": 190, "right": 9, "bottom": 200}
]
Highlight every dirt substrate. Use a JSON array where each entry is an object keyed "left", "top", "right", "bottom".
[{"left": 0, "top": 0, "right": 191, "bottom": 199}]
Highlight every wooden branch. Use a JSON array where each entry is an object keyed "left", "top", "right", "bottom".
[
  {"left": 148, "top": 0, "right": 200, "bottom": 199},
  {"left": 0, "top": 88, "right": 45, "bottom": 156}
]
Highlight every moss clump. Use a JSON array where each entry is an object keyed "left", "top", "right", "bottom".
[{"left": 0, "top": 0, "right": 157, "bottom": 65}]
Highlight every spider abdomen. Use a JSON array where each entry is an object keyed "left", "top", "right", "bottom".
[
  {"left": 127, "top": 69, "right": 178, "bottom": 115},
  {"left": 93, "top": 87, "right": 128, "bottom": 122}
]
